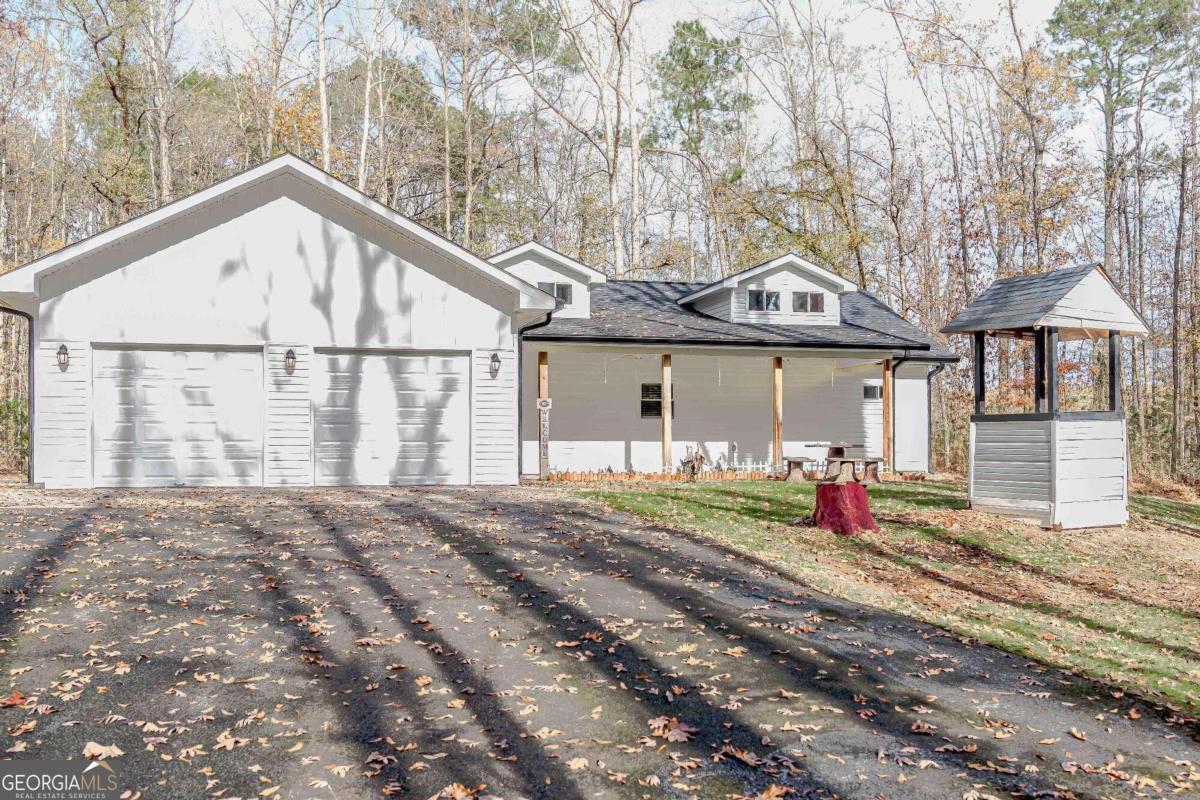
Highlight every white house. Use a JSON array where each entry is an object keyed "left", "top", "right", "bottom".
[
  {"left": 0, "top": 155, "right": 953, "bottom": 489},
  {"left": 489, "top": 246, "right": 955, "bottom": 477}
]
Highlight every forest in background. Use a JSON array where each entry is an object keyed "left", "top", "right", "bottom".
[{"left": 0, "top": 0, "right": 1196, "bottom": 479}]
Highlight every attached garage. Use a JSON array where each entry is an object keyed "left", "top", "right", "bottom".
[{"left": 0, "top": 155, "right": 554, "bottom": 488}]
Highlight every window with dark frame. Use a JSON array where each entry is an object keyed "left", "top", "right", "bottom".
[
  {"left": 863, "top": 383, "right": 883, "bottom": 400},
  {"left": 640, "top": 383, "right": 675, "bottom": 418},
  {"left": 537, "top": 281, "right": 574, "bottom": 304},
  {"left": 748, "top": 289, "right": 780, "bottom": 311},
  {"left": 792, "top": 291, "right": 825, "bottom": 313}
]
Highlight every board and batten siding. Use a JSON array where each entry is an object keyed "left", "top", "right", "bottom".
[
  {"left": 33, "top": 340, "right": 91, "bottom": 488},
  {"left": 520, "top": 346, "right": 886, "bottom": 474},
  {"left": 969, "top": 416, "right": 1128, "bottom": 528},
  {"left": 265, "top": 343, "right": 312, "bottom": 486},
  {"left": 471, "top": 347, "right": 518, "bottom": 484}
]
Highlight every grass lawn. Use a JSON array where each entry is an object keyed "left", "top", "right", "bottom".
[{"left": 581, "top": 479, "right": 1200, "bottom": 715}]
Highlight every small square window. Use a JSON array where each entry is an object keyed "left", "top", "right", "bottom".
[
  {"left": 863, "top": 384, "right": 883, "bottom": 400},
  {"left": 749, "top": 290, "right": 780, "bottom": 311},
  {"left": 793, "top": 292, "right": 825, "bottom": 312},
  {"left": 640, "top": 383, "right": 675, "bottom": 418}
]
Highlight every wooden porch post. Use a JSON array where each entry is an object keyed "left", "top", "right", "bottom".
[
  {"left": 537, "top": 351, "right": 549, "bottom": 479},
  {"left": 1108, "top": 330, "right": 1121, "bottom": 412},
  {"left": 661, "top": 354, "right": 672, "bottom": 472},
  {"left": 882, "top": 358, "right": 893, "bottom": 466},
  {"left": 772, "top": 356, "right": 783, "bottom": 469}
]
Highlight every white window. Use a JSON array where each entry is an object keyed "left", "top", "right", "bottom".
[
  {"left": 792, "top": 291, "right": 825, "bottom": 313},
  {"left": 640, "top": 383, "right": 675, "bottom": 418},
  {"left": 538, "top": 282, "right": 573, "bottom": 304},
  {"left": 749, "top": 290, "right": 780, "bottom": 311},
  {"left": 863, "top": 383, "right": 883, "bottom": 400}
]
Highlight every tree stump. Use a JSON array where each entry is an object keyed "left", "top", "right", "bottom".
[{"left": 811, "top": 482, "right": 879, "bottom": 535}]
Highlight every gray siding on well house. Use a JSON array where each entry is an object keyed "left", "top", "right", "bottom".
[
  {"left": 970, "top": 419, "right": 1053, "bottom": 513},
  {"left": 265, "top": 343, "right": 312, "bottom": 486},
  {"left": 692, "top": 290, "right": 732, "bottom": 321},
  {"left": 33, "top": 340, "right": 91, "bottom": 488},
  {"left": 471, "top": 347, "right": 518, "bottom": 484}
]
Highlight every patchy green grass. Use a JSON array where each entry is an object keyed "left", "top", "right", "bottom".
[{"left": 581, "top": 479, "right": 1200, "bottom": 714}]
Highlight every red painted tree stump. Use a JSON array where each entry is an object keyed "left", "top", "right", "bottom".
[{"left": 810, "top": 481, "right": 879, "bottom": 535}]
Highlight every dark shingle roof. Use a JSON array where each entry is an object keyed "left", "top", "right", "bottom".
[
  {"left": 526, "top": 280, "right": 956, "bottom": 359},
  {"left": 941, "top": 264, "right": 1097, "bottom": 334}
]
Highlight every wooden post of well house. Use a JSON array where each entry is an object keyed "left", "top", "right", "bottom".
[
  {"left": 661, "top": 354, "right": 672, "bottom": 472},
  {"left": 772, "top": 356, "right": 783, "bottom": 469},
  {"left": 881, "top": 358, "right": 893, "bottom": 467},
  {"left": 537, "top": 351, "right": 549, "bottom": 479}
]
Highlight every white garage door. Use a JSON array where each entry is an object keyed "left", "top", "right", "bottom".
[
  {"left": 313, "top": 351, "right": 469, "bottom": 485},
  {"left": 93, "top": 348, "right": 264, "bottom": 487}
]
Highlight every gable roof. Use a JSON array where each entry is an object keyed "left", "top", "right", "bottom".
[
  {"left": 0, "top": 154, "right": 555, "bottom": 315},
  {"left": 526, "top": 279, "right": 956, "bottom": 358},
  {"left": 941, "top": 264, "right": 1148, "bottom": 339},
  {"left": 677, "top": 253, "right": 857, "bottom": 305},
  {"left": 488, "top": 241, "right": 607, "bottom": 283}
]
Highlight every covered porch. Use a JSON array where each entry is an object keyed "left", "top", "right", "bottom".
[{"left": 520, "top": 343, "right": 938, "bottom": 478}]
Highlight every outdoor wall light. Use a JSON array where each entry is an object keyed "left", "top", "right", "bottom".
[
  {"left": 489, "top": 352, "right": 501, "bottom": 379},
  {"left": 56, "top": 344, "right": 69, "bottom": 371},
  {"left": 284, "top": 348, "right": 297, "bottom": 376}
]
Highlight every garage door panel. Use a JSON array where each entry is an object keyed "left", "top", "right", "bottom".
[
  {"left": 93, "top": 348, "right": 264, "bottom": 487},
  {"left": 314, "top": 352, "right": 469, "bottom": 485}
]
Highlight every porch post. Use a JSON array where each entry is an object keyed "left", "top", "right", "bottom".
[
  {"left": 537, "top": 351, "right": 549, "bottom": 479},
  {"left": 661, "top": 354, "right": 672, "bottom": 472},
  {"left": 772, "top": 356, "right": 783, "bottom": 469},
  {"left": 882, "top": 357, "right": 893, "bottom": 466},
  {"left": 973, "top": 331, "right": 986, "bottom": 415},
  {"left": 1034, "top": 328, "right": 1047, "bottom": 412},
  {"left": 1045, "top": 327, "right": 1059, "bottom": 413},
  {"left": 1108, "top": 330, "right": 1121, "bottom": 412}
]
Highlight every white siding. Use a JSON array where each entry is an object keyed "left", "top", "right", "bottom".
[
  {"left": 730, "top": 267, "right": 841, "bottom": 326},
  {"left": 494, "top": 255, "right": 592, "bottom": 318},
  {"left": 472, "top": 348, "right": 517, "bottom": 484},
  {"left": 29, "top": 173, "right": 522, "bottom": 487},
  {"left": 33, "top": 340, "right": 91, "bottom": 487},
  {"left": 1042, "top": 270, "right": 1146, "bottom": 335},
  {"left": 692, "top": 291, "right": 732, "bottom": 321},
  {"left": 893, "top": 363, "right": 931, "bottom": 472},
  {"left": 265, "top": 343, "right": 312, "bottom": 486},
  {"left": 1054, "top": 418, "right": 1127, "bottom": 527},
  {"left": 520, "top": 346, "right": 886, "bottom": 474}
]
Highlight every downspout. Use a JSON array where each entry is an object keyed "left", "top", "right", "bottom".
[
  {"left": 0, "top": 302, "right": 33, "bottom": 484},
  {"left": 515, "top": 309, "right": 555, "bottom": 479},
  {"left": 926, "top": 363, "right": 946, "bottom": 474}
]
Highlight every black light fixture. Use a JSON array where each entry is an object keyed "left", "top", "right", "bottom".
[
  {"left": 56, "top": 344, "right": 69, "bottom": 370},
  {"left": 489, "top": 352, "right": 501, "bottom": 379},
  {"left": 284, "top": 348, "right": 297, "bottom": 376}
]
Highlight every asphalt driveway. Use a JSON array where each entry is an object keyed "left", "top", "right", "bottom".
[{"left": 0, "top": 486, "right": 1196, "bottom": 799}]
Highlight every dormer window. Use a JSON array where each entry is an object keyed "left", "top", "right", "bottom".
[
  {"left": 748, "top": 290, "right": 780, "bottom": 311},
  {"left": 538, "top": 282, "right": 573, "bottom": 304},
  {"left": 793, "top": 292, "right": 825, "bottom": 313}
]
